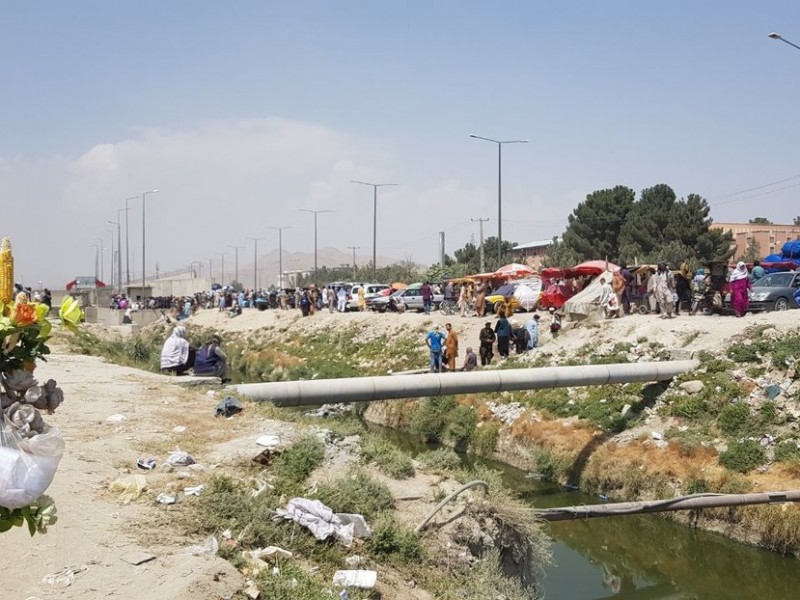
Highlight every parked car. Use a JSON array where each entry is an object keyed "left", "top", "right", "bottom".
[
  {"left": 369, "top": 288, "right": 406, "bottom": 312},
  {"left": 748, "top": 272, "right": 800, "bottom": 311},
  {"left": 370, "top": 286, "right": 443, "bottom": 312},
  {"left": 345, "top": 283, "right": 391, "bottom": 310}
]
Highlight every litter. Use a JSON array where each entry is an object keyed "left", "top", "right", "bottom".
[
  {"left": 109, "top": 475, "right": 147, "bottom": 504},
  {"left": 255, "top": 434, "right": 281, "bottom": 448},
  {"left": 206, "top": 390, "right": 217, "bottom": 397},
  {"left": 244, "top": 546, "right": 293, "bottom": 563},
  {"left": 0, "top": 424, "right": 65, "bottom": 509},
  {"left": 336, "top": 514, "right": 372, "bottom": 539},
  {"left": 183, "top": 484, "right": 204, "bottom": 496},
  {"left": 332, "top": 570, "right": 377, "bottom": 589},
  {"left": 106, "top": 414, "right": 127, "bottom": 424},
  {"left": 252, "top": 448, "right": 280, "bottom": 466},
  {"left": 344, "top": 555, "right": 365, "bottom": 567},
  {"left": 42, "top": 564, "right": 89, "bottom": 587},
  {"left": 136, "top": 457, "right": 156, "bottom": 470},
  {"left": 172, "top": 426, "right": 187, "bottom": 433},
  {"left": 275, "top": 498, "right": 356, "bottom": 546},
  {"left": 166, "top": 451, "right": 195, "bottom": 466},
  {"left": 215, "top": 396, "right": 244, "bottom": 418},
  {"left": 156, "top": 492, "right": 177, "bottom": 505},
  {"left": 184, "top": 535, "right": 219, "bottom": 555}
]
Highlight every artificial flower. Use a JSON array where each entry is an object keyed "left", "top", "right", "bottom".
[
  {"left": 11, "top": 302, "right": 36, "bottom": 327},
  {"left": 2, "top": 369, "right": 36, "bottom": 392},
  {"left": 59, "top": 296, "right": 82, "bottom": 332}
]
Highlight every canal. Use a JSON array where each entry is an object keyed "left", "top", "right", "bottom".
[{"left": 369, "top": 423, "right": 799, "bottom": 599}]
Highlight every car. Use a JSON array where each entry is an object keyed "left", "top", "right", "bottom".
[
  {"left": 748, "top": 271, "right": 800, "bottom": 312},
  {"left": 346, "top": 283, "right": 391, "bottom": 310},
  {"left": 369, "top": 288, "right": 406, "bottom": 312}
]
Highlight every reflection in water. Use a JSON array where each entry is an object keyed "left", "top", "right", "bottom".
[{"left": 365, "top": 423, "right": 799, "bottom": 599}]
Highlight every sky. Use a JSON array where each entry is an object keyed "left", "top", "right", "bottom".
[{"left": 3, "top": 1, "right": 800, "bottom": 288}]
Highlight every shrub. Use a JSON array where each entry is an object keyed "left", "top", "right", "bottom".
[
  {"left": 774, "top": 441, "right": 800, "bottom": 463},
  {"left": 271, "top": 436, "right": 326, "bottom": 482},
  {"left": 417, "top": 448, "right": 461, "bottom": 472},
  {"left": 472, "top": 422, "right": 501, "bottom": 457},
  {"left": 719, "top": 440, "right": 766, "bottom": 473},
  {"left": 445, "top": 405, "right": 477, "bottom": 448},
  {"left": 727, "top": 343, "right": 761, "bottom": 363},
  {"left": 410, "top": 397, "right": 457, "bottom": 442},
  {"left": 359, "top": 434, "right": 414, "bottom": 479},
  {"left": 760, "top": 401, "right": 778, "bottom": 425},
  {"left": 717, "top": 403, "right": 751, "bottom": 436},
  {"left": 367, "top": 514, "right": 426, "bottom": 564},
  {"left": 315, "top": 470, "right": 394, "bottom": 520},
  {"left": 670, "top": 396, "right": 707, "bottom": 420}
]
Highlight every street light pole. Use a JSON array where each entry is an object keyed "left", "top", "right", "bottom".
[
  {"left": 93, "top": 237, "right": 104, "bottom": 284},
  {"left": 246, "top": 237, "right": 266, "bottom": 292},
  {"left": 103, "top": 228, "right": 115, "bottom": 288},
  {"left": 298, "top": 208, "right": 334, "bottom": 284},
  {"left": 348, "top": 245, "right": 360, "bottom": 280},
  {"left": 470, "top": 135, "right": 528, "bottom": 267},
  {"left": 227, "top": 245, "right": 244, "bottom": 287},
  {"left": 471, "top": 217, "right": 490, "bottom": 273},
  {"left": 139, "top": 189, "right": 159, "bottom": 300},
  {"left": 768, "top": 32, "right": 800, "bottom": 51},
  {"left": 351, "top": 180, "right": 398, "bottom": 280},
  {"left": 109, "top": 217, "right": 123, "bottom": 292},
  {"left": 216, "top": 252, "right": 227, "bottom": 286},
  {"left": 266, "top": 226, "right": 295, "bottom": 288},
  {"left": 89, "top": 243, "right": 100, "bottom": 282},
  {"left": 124, "top": 196, "right": 138, "bottom": 286}
]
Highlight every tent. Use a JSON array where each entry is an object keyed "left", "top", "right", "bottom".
[
  {"left": 541, "top": 260, "right": 619, "bottom": 280},
  {"left": 562, "top": 269, "right": 617, "bottom": 318}
]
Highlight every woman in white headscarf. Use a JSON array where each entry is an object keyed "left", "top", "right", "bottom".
[
  {"left": 728, "top": 261, "right": 751, "bottom": 317},
  {"left": 160, "top": 326, "right": 194, "bottom": 374}
]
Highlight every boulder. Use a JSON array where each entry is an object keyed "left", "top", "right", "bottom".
[{"left": 679, "top": 380, "right": 705, "bottom": 395}]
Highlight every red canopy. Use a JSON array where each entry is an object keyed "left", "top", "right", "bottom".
[{"left": 541, "top": 260, "right": 619, "bottom": 280}]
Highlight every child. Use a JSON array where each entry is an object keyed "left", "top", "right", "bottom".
[{"left": 549, "top": 307, "right": 562, "bottom": 336}]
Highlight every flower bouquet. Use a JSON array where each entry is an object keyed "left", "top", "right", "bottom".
[{"left": 0, "top": 237, "right": 82, "bottom": 535}]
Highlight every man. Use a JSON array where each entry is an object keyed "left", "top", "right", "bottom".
[
  {"left": 337, "top": 286, "right": 348, "bottom": 312},
  {"left": 444, "top": 323, "right": 459, "bottom": 372},
  {"left": 611, "top": 270, "right": 625, "bottom": 318},
  {"left": 751, "top": 260, "right": 765, "bottom": 283},
  {"left": 525, "top": 314, "right": 540, "bottom": 350},
  {"left": 421, "top": 281, "right": 433, "bottom": 315},
  {"left": 444, "top": 281, "right": 455, "bottom": 303},
  {"left": 461, "top": 347, "right": 478, "bottom": 371},
  {"left": 193, "top": 334, "right": 229, "bottom": 383},
  {"left": 598, "top": 277, "right": 612, "bottom": 317},
  {"left": 619, "top": 262, "right": 634, "bottom": 315},
  {"left": 425, "top": 325, "right": 446, "bottom": 373},
  {"left": 652, "top": 262, "right": 675, "bottom": 319},
  {"left": 474, "top": 281, "right": 487, "bottom": 317},
  {"left": 494, "top": 313, "right": 512, "bottom": 358},
  {"left": 479, "top": 322, "right": 496, "bottom": 366},
  {"left": 160, "top": 326, "right": 195, "bottom": 375}
]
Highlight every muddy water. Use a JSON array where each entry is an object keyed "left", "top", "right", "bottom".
[{"left": 369, "top": 424, "right": 799, "bottom": 600}]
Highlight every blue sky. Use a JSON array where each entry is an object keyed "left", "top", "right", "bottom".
[{"left": 3, "top": 1, "right": 800, "bottom": 286}]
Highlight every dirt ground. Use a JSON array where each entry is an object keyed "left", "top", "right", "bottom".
[{"left": 3, "top": 304, "right": 798, "bottom": 599}]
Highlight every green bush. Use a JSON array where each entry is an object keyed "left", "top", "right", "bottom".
[
  {"left": 670, "top": 396, "right": 707, "bottom": 420},
  {"left": 410, "top": 397, "right": 457, "bottom": 442},
  {"left": 359, "top": 434, "right": 414, "bottom": 479},
  {"left": 367, "top": 514, "right": 426, "bottom": 564},
  {"left": 417, "top": 448, "right": 461, "bottom": 472},
  {"left": 717, "top": 403, "right": 751, "bottom": 436},
  {"left": 774, "top": 441, "right": 800, "bottom": 463},
  {"left": 445, "top": 405, "right": 477, "bottom": 448},
  {"left": 719, "top": 440, "right": 766, "bottom": 473},
  {"left": 271, "top": 436, "right": 325, "bottom": 482},
  {"left": 472, "top": 422, "right": 501, "bottom": 457},
  {"left": 727, "top": 343, "right": 761, "bottom": 363},
  {"left": 315, "top": 470, "right": 394, "bottom": 520},
  {"left": 760, "top": 401, "right": 778, "bottom": 425}
]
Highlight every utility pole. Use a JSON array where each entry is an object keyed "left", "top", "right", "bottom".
[
  {"left": 351, "top": 180, "right": 399, "bottom": 280},
  {"left": 266, "top": 226, "right": 294, "bottom": 288},
  {"left": 298, "top": 208, "right": 334, "bottom": 284},
  {"left": 246, "top": 237, "right": 266, "bottom": 291},
  {"left": 216, "top": 252, "right": 227, "bottom": 286},
  {"left": 124, "top": 196, "right": 137, "bottom": 286},
  {"left": 203, "top": 257, "right": 213, "bottom": 284},
  {"left": 348, "top": 246, "right": 360, "bottom": 280},
  {"left": 471, "top": 217, "right": 490, "bottom": 272},
  {"left": 227, "top": 245, "right": 244, "bottom": 287}
]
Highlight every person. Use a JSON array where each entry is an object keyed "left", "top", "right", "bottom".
[
  {"left": 160, "top": 326, "right": 195, "bottom": 375},
  {"left": 526, "top": 314, "right": 540, "bottom": 349},
  {"left": 458, "top": 283, "right": 468, "bottom": 317},
  {"left": 652, "top": 262, "right": 675, "bottom": 319},
  {"left": 549, "top": 307, "right": 562, "bottom": 336},
  {"left": 425, "top": 325, "right": 446, "bottom": 373},
  {"left": 474, "top": 281, "right": 487, "bottom": 317},
  {"left": 299, "top": 289, "right": 311, "bottom": 317},
  {"left": 328, "top": 286, "right": 336, "bottom": 313},
  {"left": 729, "top": 261, "right": 751, "bottom": 317},
  {"left": 227, "top": 302, "right": 242, "bottom": 318},
  {"left": 598, "top": 278, "right": 612, "bottom": 313},
  {"left": 278, "top": 288, "right": 288, "bottom": 310},
  {"left": 444, "top": 281, "right": 455, "bottom": 303},
  {"left": 611, "top": 270, "right": 625, "bottom": 318},
  {"left": 619, "top": 262, "right": 634, "bottom": 315},
  {"left": 479, "top": 322, "right": 496, "bottom": 365},
  {"left": 675, "top": 262, "right": 692, "bottom": 316},
  {"left": 444, "top": 323, "right": 459, "bottom": 371},
  {"left": 646, "top": 270, "right": 658, "bottom": 313},
  {"left": 357, "top": 286, "right": 366, "bottom": 312},
  {"left": 122, "top": 307, "right": 133, "bottom": 324},
  {"left": 337, "top": 286, "right": 348, "bottom": 312},
  {"left": 193, "top": 334, "right": 229, "bottom": 382},
  {"left": 751, "top": 260, "right": 765, "bottom": 283},
  {"left": 494, "top": 313, "right": 511, "bottom": 358},
  {"left": 511, "top": 319, "right": 529, "bottom": 354},
  {"left": 421, "top": 281, "right": 433, "bottom": 315},
  {"left": 461, "top": 347, "right": 478, "bottom": 371}
]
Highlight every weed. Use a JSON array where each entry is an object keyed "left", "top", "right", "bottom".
[
  {"left": 472, "top": 422, "right": 501, "bottom": 457},
  {"left": 367, "top": 513, "right": 426, "bottom": 564},
  {"left": 717, "top": 403, "right": 751, "bottom": 436},
  {"left": 685, "top": 477, "right": 711, "bottom": 494},
  {"left": 760, "top": 401, "right": 779, "bottom": 425},
  {"left": 433, "top": 550, "right": 528, "bottom": 600},
  {"left": 417, "top": 448, "right": 461, "bottom": 473},
  {"left": 719, "top": 440, "right": 766, "bottom": 473},
  {"left": 271, "top": 436, "right": 325, "bottom": 483},
  {"left": 774, "top": 441, "right": 800, "bottom": 463},
  {"left": 534, "top": 448, "right": 572, "bottom": 482},
  {"left": 360, "top": 434, "right": 415, "bottom": 479},
  {"left": 757, "top": 505, "right": 800, "bottom": 555},
  {"left": 410, "top": 397, "right": 457, "bottom": 442},
  {"left": 315, "top": 469, "right": 394, "bottom": 520},
  {"left": 446, "top": 405, "right": 478, "bottom": 449}
]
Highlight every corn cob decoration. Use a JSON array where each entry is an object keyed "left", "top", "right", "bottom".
[{"left": 0, "top": 237, "right": 14, "bottom": 305}]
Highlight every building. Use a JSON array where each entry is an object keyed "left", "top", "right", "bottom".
[
  {"left": 711, "top": 222, "right": 800, "bottom": 259},
  {"left": 511, "top": 239, "right": 555, "bottom": 270}
]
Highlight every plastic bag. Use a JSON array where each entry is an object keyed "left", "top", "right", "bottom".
[{"left": 0, "top": 421, "right": 64, "bottom": 510}]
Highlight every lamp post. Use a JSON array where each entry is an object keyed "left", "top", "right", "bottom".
[
  {"left": 227, "top": 245, "right": 244, "bottom": 287},
  {"left": 246, "top": 237, "right": 266, "bottom": 292},
  {"left": 108, "top": 217, "right": 123, "bottom": 291},
  {"left": 298, "top": 208, "right": 334, "bottom": 284},
  {"left": 768, "top": 32, "right": 800, "bottom": 51},
  {"left": 469, "top": 135, "right": 528, "bottom": 267},
  {"left": 140, "top": 189, "right": 160, "bottom": 299},
  {"left": 216, "top": 252, "right": 228, "bottom": 286},
  {"left": 348, "top": 245, "right": 360, "bottom": 280},
  {"left": 351, "top": 180, "right": 398, "bottom": 280},
  {"left": 471, "top": 217, "right": 489, "bottom": 273},
  {"left": 266, "top": 226, "right": 294, "bottom": 288},
  {"left": 93, "top": 237, "right": 104, "bottom": 284},
  {"left": 103, "top": 228, "right": 115, "bottom": 288},
  {"left": 89, "top": 243, "right": 100, "bottom": 281},
  {"left": 124, "top": 196, "right": 138, "bottom": 285}
]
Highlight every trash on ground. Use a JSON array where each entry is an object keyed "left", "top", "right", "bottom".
[
  {"left": 166, "top": 451, "right": 195, "bottom": 466},
  {"left": 120, "top": 551, "right": 156, "bottom": 566},
  {"left": 183, "top": 484, "right": 204, "bottom": 496},
  {"left": 344, "top": 555, "right": 365, "bottom": 567},
  {"left": 156, "top": 492, "right": 178, "bottom": 505},
  {"left": 106, "top": 414, "right": 127, "bottom": 424},
  {"left": 244, "top": 581, "right": 261, "bottom": 600},
  {"left": 255, "top": 434, "right": 281, "bottom": 448},
  {"left": 215, "top": 396, "right": 244, "bottom": 418},
  {"left": 252, "top": 448, "right": 281, "bottom": 466},
  {"left": 249, "top": 477, "right": 273, "bottom": 498},
  {"left": 42, "top": 564, "right": 89, "bottom": 587},
  {"left": 275, "top": 498, "right": 357, "bottom": 546},
  {"left": 136, "top": 457, "right": 156, "bottom": 470},
  {"left": 332, "top": 569, "right": 378, "bottom": 589},
  {"left": 206, "top": 390, "right": 217, "bottom": 397},
  {"left": 172, "top": 426, "right": 187, "bottom": 433},
  {"left": 109, "top": 475, "right": 147, "bottom": 504},
  {"left": 336, "top": 513, "right": 373, "bottom": 539},
  {"left": 184, "top": 535, "right": 219, "bottom": 555},
  {"left": 244, "top": 546, "right": 293, "bottom": 566}
]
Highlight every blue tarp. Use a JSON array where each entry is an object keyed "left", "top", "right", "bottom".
[
  {"left": 781, "top": 240, "right": 800, "bottom": 258},
  {"left": 764, "top": 253, "right": 784, "bottom": 263}
]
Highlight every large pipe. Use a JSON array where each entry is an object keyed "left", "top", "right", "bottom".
[
  {"left": 234, "top": 360, "right": 698, "bottom": 407},
  {"left": 536, "top": 491, "right": 800, "bottom": 522}
]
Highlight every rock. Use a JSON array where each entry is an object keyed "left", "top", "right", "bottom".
[
  {"left": 621, "top": 404, "right": 632, "bottom": 418},
  {"left": 651, "top": 431, "right": 664, "bottom": 441},
  {"left": 762, "top": 328, "right": 781, "bottom": 341},
  {"left": 332, "top": 570, "right": 377, "bottom": 589},
  {"left": 679, "top": 380, "right": 705, "bottom": 394},
  {"left": 654, "top": 440, "right": 668, "bottom": 449}
]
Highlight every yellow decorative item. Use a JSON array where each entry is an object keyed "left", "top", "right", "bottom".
[{"left": 0, "top": 237, "right": 13, "bottom": 305}]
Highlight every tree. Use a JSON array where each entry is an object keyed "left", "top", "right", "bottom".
[
  {"left": 617, "top": 184, "right": 677, "bottom": 263},
  {"left": 561, "top": 186, "right": 635, "bottom": 262},
  {"left": 741, "top": 237, "right": 761, "bottom": 263},
  {"left": 749, "top": 217, "right": 772, "bottom": 224},
  {"left": 542, "top": 236, "right": 580, "bottom": 268},
  {"left": 794, "top": 216, "right": 800, "bottom": 227}
]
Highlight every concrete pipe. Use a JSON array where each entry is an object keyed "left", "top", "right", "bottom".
[{"left": 234, "top": 360, "right": 698, "bottom": 407}]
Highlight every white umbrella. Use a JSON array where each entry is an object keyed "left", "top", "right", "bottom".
[{"left": 514, "top": 284, "right": 539, "bottom": 311}]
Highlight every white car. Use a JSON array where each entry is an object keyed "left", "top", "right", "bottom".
[{"left": 346, "top": 283, "right": 391, "bottom": 310}]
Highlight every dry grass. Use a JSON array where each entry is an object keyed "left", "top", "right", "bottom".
[{"left": 510, "top": 415, "right": 596, "bottom": 454}]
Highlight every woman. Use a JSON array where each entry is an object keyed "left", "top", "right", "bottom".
[
  {"left": 194, "top": 334, "right": 229, "bottom": 382},
  {"left": 729, "top": 261, "right": 751, "bottom": 317},
  {"left": 160, "top": 326, "right": 194, "bottom": 375},
  {"left": 458, "top": 283, "right": 468, "bottom": 317},
  {"left": 357, "top": 286, "right": 366, "bottom": 312}
]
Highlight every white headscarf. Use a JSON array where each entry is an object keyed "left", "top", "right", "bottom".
[
  {"left": 729, "top": 261, "right": 749, "bottom": 282},
  {"left": 160, "top": 326, "right": 190, "bottom": 368}
]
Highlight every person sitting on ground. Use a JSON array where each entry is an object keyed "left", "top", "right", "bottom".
[
  {"left": 461, "top": 347, "right": 478, "bottom": 371},
  {"left": 549, "top": 307, "right": 562, "bottom": 336},
  {"left": 160, "top": 326, "right": 195, "bottom": 375},
  {"left": 227, "top": 302, "right": 242, "bottom": 318},
  {"left": 193, "top": 334, "right": 229, "bottom": 383}
]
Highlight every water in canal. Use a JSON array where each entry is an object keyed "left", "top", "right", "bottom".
[{"left": 370, "top": 424, "right": 799, "bottom": 599}]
